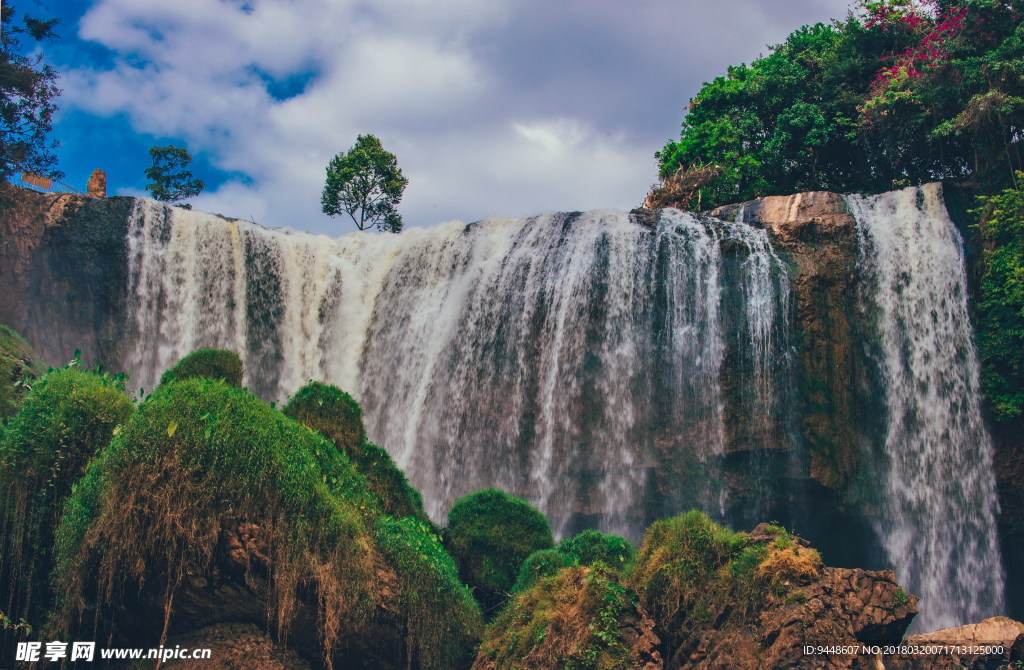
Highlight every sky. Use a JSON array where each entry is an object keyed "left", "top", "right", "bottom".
[{"left": 33, "top": 0, "right": 856, "bottom": 235}]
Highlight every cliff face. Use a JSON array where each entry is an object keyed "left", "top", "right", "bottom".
[
  {"left": 711, "top": 192, "right": 882, "bottom": 569},
  {"left": 0, "top": 184, "right": 131, "bottom": 369}
]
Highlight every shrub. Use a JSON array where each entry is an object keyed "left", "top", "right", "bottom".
[
  {"left": 0, "top": 367, "right": 133, "bottom": 626},
  {"left": 445, "top": 489, "right": 554, "bottom": 616},
  {"left": 974, "top": 178, "right": 1024, "bottom": 420},
  {"left": 375, "top": 516, "right": 483, "bottom": 669},
  {"left": 559, "top": 529, "right": 635, "bottom": 569},
  {"left": 513, "top": 530, "right": 635, "bottom": 594},
  {"left": 158, "top": 348, "right": 244, "bottom": 387},
  {"left": 52, "top": 378, "right": 379, "bottom": 662},
  {"left": 284, "top": 381, "right": 428, "bottom": 523},
  {"left": 512, "top": 548, "right": 571, "bottom": 593}
]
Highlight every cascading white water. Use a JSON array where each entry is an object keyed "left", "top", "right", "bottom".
[
  {"left": 124, "top": 200, "right": 790, "bottom": 538},
  {"left": 847, "top": 183, "right": 1005, "bottom": 632}
]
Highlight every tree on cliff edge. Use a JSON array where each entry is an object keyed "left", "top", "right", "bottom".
[
  {"left": 144, "top": 145, "right": 204, "bottom": 207},
  {"left": 0, "top": 0, "right": 61, "bottom": 180},
  {"left": 322, "top": 134, "right": 407, "bottom": 233}
]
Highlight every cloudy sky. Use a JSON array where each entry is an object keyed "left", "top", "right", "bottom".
[{"left": 39, "top": 0, "right": 855, "bottom": 234}]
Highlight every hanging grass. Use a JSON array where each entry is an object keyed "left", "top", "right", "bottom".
[
  {"left": 0, "top": 366, "right": 133, "bottom": 631},
  {"left": 158, "top": 348, "right": 244, "bottom": 387},
  {"left": 52, "top": 377, "right": 381, "bottom": 667}
]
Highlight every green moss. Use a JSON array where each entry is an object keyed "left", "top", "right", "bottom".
[
  {"left": 513, "top": 548, "right": 571, "bottom": 593},
  {"left": 0, "top": 324, "right": 45, "bottom": 424},
  {"left": 559, "top": 530, "right": 635, "bottom": 569},
  {"left": 52, "top": 378, "right": 380, "bottom": 661},
  {"left": 283, "top": 381, "right": 365, "bottom": 449},
  {"left": 514, "top": 531, "right": 635, "bottom": 594},
  {"left": 375, "top": 516, "right": 483, "bottom": 669},
  {"left": 158, "top": 348, "right": 244, "bottom": 388},
  {"left": 0, "top": 367, "right": 133, "bottom": 626},
  {"left": 626, "top": 510, "right": 766, "bottom": 630},
  {"left": 445, "top": 488, "right": 554, "bottom": 616},
  {"left": 475, "top": 565, "right": 637, "bottom": 670},
  {"left": 284, "top": 381, "right": 429, "bottom": 523}
]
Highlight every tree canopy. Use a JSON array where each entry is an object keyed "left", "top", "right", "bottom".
[
  {"left": 144, "top": 145, "right": 204, "bottom": 206},
  {"left": 0, "top": 0, "right": 61, "bottom": 180},
  {"left": 652, "top": 0, "right": 1024, "bottom": 210},
  {"left": 322, "top": 134, "right": 408, "bottom": 233}
]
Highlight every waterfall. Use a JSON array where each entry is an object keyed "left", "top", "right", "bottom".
[
  {"left": 847, "top": 183, "right": 1005, "bottom": 631},
  {"left": 124, "top": 200, "right": 791, "bottom": 538}
]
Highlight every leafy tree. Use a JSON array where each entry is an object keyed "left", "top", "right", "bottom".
[
  {"left": 0, "top": 0, "right": 61, "bottom": 180},
  {"left": 653, "top": 0, "right": 1024, "bottom": 210},
  {"left": 322, "top": 134, "right": 407, "bottom": 233},
  {"left": 144, "top": 144, "right": 203, "bottom": 206}
]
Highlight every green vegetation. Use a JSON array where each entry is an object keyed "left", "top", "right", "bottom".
[
  {"left": 375, "top": 516, "right": 483, "bottom": 668},
  {"left": 514, "top": 530, "right": 634, "bottom": 593},
  {"left": 473, "top": 565, "right": 640, "bottom": 670},
  {"left": 0, "top": 323, "right": 43, "bottom": 423},
  {"left": 627, "top": 511, "right": 820, "bottom": 634},
  {"left": 0, "top": 0, "right": 61, "bottom": 180},
  {"left": 158, "top": 348, "right": 244, "bottom": 388},
  {"left": 445, "top": 488, "right": 554, "bottom": 615},
  {"left": 559, "top": 529, "right": 635, "bottom": 569},
  {"left": 52, "top": 377, "right": 380, "bottom": 660},
  {"left": 653, "top": 0, "right": 1024, "bottom": 210},
  {"left": 284, "top": 381, "right": 429, "bottom": 523},
  {"left": 144, "top": 144, "right": 204, "bottom": 207},
  {"left": 974, "top": 177, "right": 1024, "bottom": 419},
  {"left": 0, "top": 366, "right": 132, "bottom": 628},
  {"left": 322, "top": 134, "right": 408, "bottom": 233},
  {"left": 652, "top": 0, "right": 1024, "bottom": 416}
]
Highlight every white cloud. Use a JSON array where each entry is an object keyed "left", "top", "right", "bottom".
[{"left": 57, "top": 0, "right": 857, "bottom": 234}]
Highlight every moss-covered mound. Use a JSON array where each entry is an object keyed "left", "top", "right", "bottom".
[
  {"left": 472, "top": 564, "right": 661, "bottom": 670},
  {"left": 445, "top": 488, "right": 554, "bottom": 616},
  {"left": 514, "top": 529, "right": 635, "bottom": 593},
  {"left": 53, "top": 377, "right": 380, "bottom": 663},
  {"left": 0, "top": 323, "right": 45, "bottom": 423},
  {"left": 0, "top": 367, "right": 133, "bottom": 629},
  {"left": 284, "top": 381, "right": 365, "bottom": 449},
  {"left": 628, "top": 511, "right": 807, "bottom": 628},
  {"left": 158, "top": 348, "right": 244, "bottom": 387},
  {"left": 374, "top": 516, "right": 483, "bottom": 668},
  {"left": 627, "top": 511, "right": 823, "bottom": 663},
  {"left": 284, "top": 381, "right": 429, "bottom": 523}
]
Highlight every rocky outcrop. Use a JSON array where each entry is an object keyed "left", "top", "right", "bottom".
[
  {"left": 87, "top": 169, "right": 107, "bottom": 198},
  {"left": 712, "top": 192, "right": 864, "bottom": 494},
  {"left": 629, "top": 515, "right": 918, "bottom": 670},
  {"left": 0, "top": 183, "right": 132, "bottom": 368}
]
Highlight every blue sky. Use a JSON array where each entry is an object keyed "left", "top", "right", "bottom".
[{"left": 32, "top": 0, "right": 855, "bottom": 234}]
